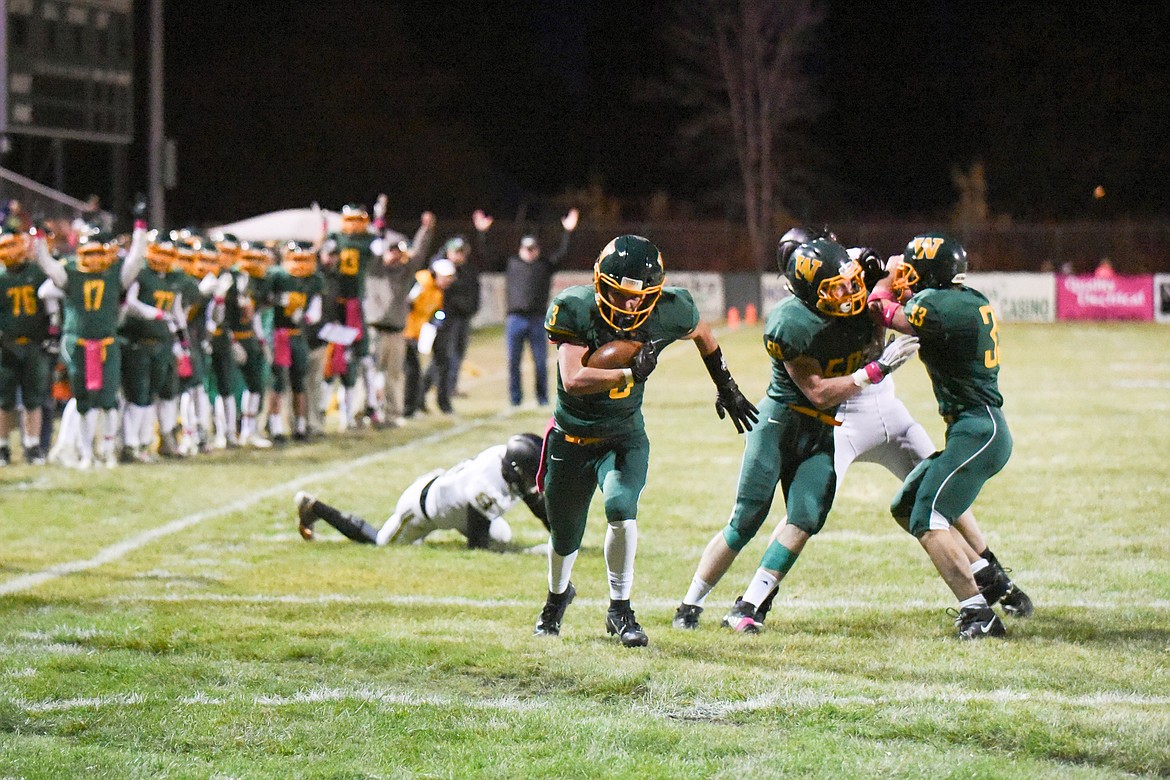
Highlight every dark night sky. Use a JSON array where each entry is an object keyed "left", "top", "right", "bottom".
[{"left": 27, "top": 1, "right": 1169, "bottom": 227}]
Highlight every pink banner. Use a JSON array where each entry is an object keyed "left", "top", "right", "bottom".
[{"left": 1056, "top": 275, "right": 1153, "bottom": 321}]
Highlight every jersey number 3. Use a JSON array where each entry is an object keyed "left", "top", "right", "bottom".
[{"left": 979, "top": 305, "right": 1001, "bottom": 368}]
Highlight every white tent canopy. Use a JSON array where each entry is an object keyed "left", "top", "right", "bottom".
[{"left": 208, "top": 205, "right": 404, "bottom": 245}]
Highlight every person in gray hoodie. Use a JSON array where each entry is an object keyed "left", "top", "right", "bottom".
[{"left": 364, "top": 206, "right": 435, "bottom": 426}]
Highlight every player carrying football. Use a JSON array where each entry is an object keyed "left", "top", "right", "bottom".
[{"left": 533, "top": 234, "right": 758, "bottom": 647}]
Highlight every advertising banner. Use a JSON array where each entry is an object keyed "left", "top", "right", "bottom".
[
  {"left": 1056, "top": 275, "right": 1153, "bottom": 321},
  {"left": 964, "top": 273, "right": 1055, "bottom": 323},
  {"left": 1155, "top": 274, "right": 1170, "bottom": 324}
]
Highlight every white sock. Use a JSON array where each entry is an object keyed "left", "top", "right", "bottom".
[
  {"left": 101, "top": 408, "right": 119, "bottom": 459},
  {"left": 79, "top": 408, "right": 98, "bottom": 462},
  {"left": 122, "top": 405, "right": 144, "bottom": 448},
  {"left": 547, "top": 548, "right": 578, "bottom": 594},
  {"left": 196, "top": 388, "right": 212, "bottom": 434},
  {"left": 604, "top": 518, "right": 638, "bottom": 600},
  {"left": 213, "top": 395, "right": 227, "bottom": 440},
  {"left": 269, "top": 413, "right": 284, "bottom": 437},
  {"left": 742, "top": 568, "right": 779, "bottom": 609},
  {"left": 53, "top": 399, "right": 79, "bottom": 454},
  {"left": 158, "top": 398, "right": 178, "bottom": 435},
  {"left": 960, "top": 593, "right": 989, "bottom": 610},
  {"left": 138, "top": 403, "right": 157, "bottom": 449},
  {"left": 224, "top": 396, "right": 237, "bottom": 441},
  {"left": 683, "top": 576, "right": 714, "bottom": 608},
  {"left": 970, "top": 558, "right": 990, "bottom": 574}
]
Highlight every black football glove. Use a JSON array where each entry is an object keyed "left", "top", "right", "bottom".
[
  {"left": 855, "top": 247, "right": 885, "bottom": 292},
  {"left": 703, "top": 347, "right": 758, "bottom": 433},
  {"left": 715, "top": 379, "right": 759, "bottom": 433},
  {"left": 630, "top": 340, "right": 658, "bottom": 383}
]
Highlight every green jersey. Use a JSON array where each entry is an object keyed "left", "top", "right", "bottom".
[
  {"left": 230, "top": 272, "right": 270, "bottom": 333},
  {"left": 121, "top": 267, "right": 183, "bottom": 342},
  {"left": 904, "top": 285, "right": 1003, "bottom": 418},
  {"left": 267, "top": 266, "right": 324, "bottom": 330},
  {"left": 762, "top": 295, "right": 876, "bottom": 411},
  {"left": 545, "top": 284, "right": 699, "bottom": 438},
  {"left": 0, "top": 262, "right": 49, "bottom": 341},
  {"left": 327, "top": 232, "right": 376, "bottom": 299},
  {"left": 60, "top": 259, "right": 125, "bottom": 341}
]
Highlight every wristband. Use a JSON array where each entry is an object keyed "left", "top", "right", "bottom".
[
  {"left": 851, "top": 362, "right": 886, "bottom": 388},
  {"left": 134, "top": 219, "right": 147, "bottom": 231},
  {"left": 702, "top": 347, "right": 733, "bottom": 387},
  {"left": 620, "top": 367, "right": 634, "bottom": 391}
]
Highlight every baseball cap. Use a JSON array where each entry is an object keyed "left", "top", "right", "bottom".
[
  {"left": 520, "top": 235, "right": 539, "bottom": 249},
  {"left": 432, "top": 258, "right": 457, "bottom": 277}
]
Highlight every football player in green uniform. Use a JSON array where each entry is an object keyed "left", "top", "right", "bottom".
[
  {"left": 675, "top": 234, "right": 920, "bottom": 635},
  {"left": 321, "top": 204, "right": 379, "bottom": 430},
  {"left": 533, "top": 235, "right": 758, "bottom": 647},
  {"left": 36, "top": 223, "right": 147, "bottom": 468},
  {"left": 267, "top": 241, "right": 325, "bottom": 442},
  {"left": 118, "top": 232, "right": 185, "bottom": 462},
  {"left": 233, "top": 242, "right": 274, "bottom": 447},
  {"left": 874, "top": 232, "right": 1015, "bottom": 640},
  {"left": 207, "top": 233, "right": 245, "bottom": 447},
  {"left": 170, "top": 237, "right": 223, "bottom": 456},
  {"left": 0, "top": 229, "right": 50, "bottom": 465}
]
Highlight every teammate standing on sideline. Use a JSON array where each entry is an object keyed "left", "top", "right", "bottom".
[
  {"left": 473, "top": 207, "right": 579, "bottom": 409},
  {"left": 0, "top": 229, "right": 50, "bottom": 465},
  {"left": 321, "top": 204, "right": 380, "bottom": 430},
  {"left": 533, "top": 234, "right": 758, "bottom": 648},
  {"left": 36, "top": 222, "right": 148, "bottom": 468},
  {"left": 871, "top": 231, "right": 1018, "bottom": 639}
]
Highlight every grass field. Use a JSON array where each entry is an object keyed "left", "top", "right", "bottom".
[{"left": 1, "top": 321, "right": 1168, "bottom": 779}]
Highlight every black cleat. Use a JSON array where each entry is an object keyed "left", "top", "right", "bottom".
[
  {"left": 1000, "top": 581, "right": 1034, "bottom": 618},
  {"left": 756, "top": 586, "right": 779, "bottom": 624},
  {"left": 605, "top": 604, "right": 649, "bottom": 647},
  {"left": 534, "top": 583, "right": 576, "bottom": 636},
  {"left": 721, "top": 599, "right": 763, "bottom": 634},
  {"left": 953, "top": 605, "right": 1007, "bottom": 640},
  {"left": 672, "top": 603, "right": 703, "bottom": 630},
  {"left": 295, "top": 491, "right": 317, "bottom": 541},
  {"left": 24, "top": 444, "right": 46, "bottom": 466},
  {"left": 975, "top": 561, "right": 1033, "bottom": 617}
]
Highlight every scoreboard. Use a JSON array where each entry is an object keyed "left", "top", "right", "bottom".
[{"left": 1, "top": 0, "right": 134, "bottom": 144}]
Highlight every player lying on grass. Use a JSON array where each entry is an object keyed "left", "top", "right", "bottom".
[{"left": 295, "top": 433, "right": 547, "bottom": 550}]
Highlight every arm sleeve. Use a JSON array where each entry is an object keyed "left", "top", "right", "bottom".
[
  {"left": 35, "top": 240, "right": 68, "bottom": 289},
  {"left": 123, "top": 281, "right": 164, "bottom": 321},
  {"left": 548, "top": 229, "right": 572, "bottom": 267},
  {"left": 120, "top": 227, "right": 147, "bottom": 287}
]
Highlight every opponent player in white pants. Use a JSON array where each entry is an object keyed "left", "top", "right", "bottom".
[{"left": 294, "top": 434, "right": 548, "bottom": 550}]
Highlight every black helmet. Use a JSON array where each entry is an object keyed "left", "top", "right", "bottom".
[
  {"left": 501, "top": 433, "right": 543, "bottom": 493},
  {"left": 784, "top": 237, "right": 867, "bottom": 318},
  {"left": 893, "top": 232, "right": 968, "bottom": 298},
  {"left": 776, "top": 225, "right": 837, "bottom": 273}
]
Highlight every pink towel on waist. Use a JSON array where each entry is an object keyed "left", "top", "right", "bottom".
[
  {"left": 344, "top": 297, "right": 363, "bottom": 338},
  {"left": 84, "top": 340, "right": 104, "bottom": 391},
  {"left": 273, "top": 328, "right": 292, "bottom": 368}
]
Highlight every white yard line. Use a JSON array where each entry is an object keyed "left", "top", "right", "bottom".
[
  {"left": 10, "top": 681, "right": 1170, "bottom": 716},
  {"left": 0, "top": 418, "right": 497, "bottom": 596},
  {"left": 104, "top": 592, "right": 1170, "bottom": 611},
  {"left": 0, "top": 331, "right": 715, "bottom": 597}
]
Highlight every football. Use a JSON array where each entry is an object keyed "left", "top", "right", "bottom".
[{"left": 583, "top": 339, "right": 644, "bottom": 369}]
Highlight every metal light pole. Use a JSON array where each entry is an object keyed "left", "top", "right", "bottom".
[{"left": 148, "top": 0, "right": 165, "bottom": 228}]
